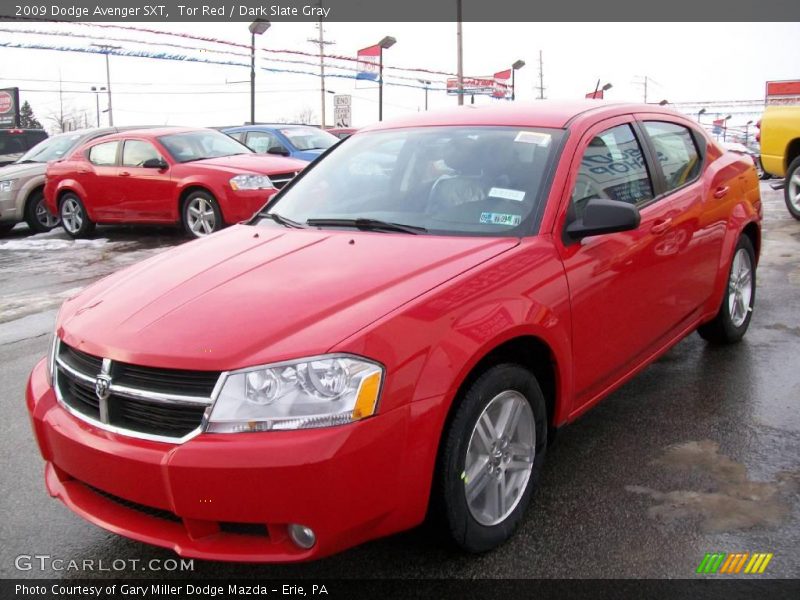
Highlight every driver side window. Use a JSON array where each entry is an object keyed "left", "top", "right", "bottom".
[{"left": 570, "top": 124, "right": 654, "bottom": 220}]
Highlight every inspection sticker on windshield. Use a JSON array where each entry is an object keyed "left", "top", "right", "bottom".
[
  {"left": 489, "top": 187, "right": 526, "bottom": 202},
  {"left": 480, "top": 212, "right": 522, "bottom": 226},
  {"left": 514, "top": 131, "right": 551, "bottom": 146}
]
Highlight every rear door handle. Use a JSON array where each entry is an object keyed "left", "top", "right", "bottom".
[
  {"left": 651, "top": 218, "right": 673, "bottom": 235},
  {"left": 713, "top": 186, "right": 729, "bottom": 199},
  {"left": 77, "top": 168, "right": 89, "bottom": 174},
  {"left": 120, "top": 171, "right": 131, "bottom": 177}
]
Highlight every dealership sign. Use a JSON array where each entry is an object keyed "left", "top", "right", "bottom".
[
  {"left": 0, "top": 87, "right": 20, "bottom": 127},
  {"left": 446, "top": 77, "right": 496, "bottom": 96},
  {"left": 765, "top": 80, "right": 800, "bottom": 106}
]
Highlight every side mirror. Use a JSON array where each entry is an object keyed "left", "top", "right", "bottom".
[
  {"left": 566, "top": 198, "right": 640, "bottom": 241},
  {"left": 267, "top": 146, "right": 290, "bottom": 157},
  {"left": 142, "top": 157, "right": 168, "bottom": 169}
]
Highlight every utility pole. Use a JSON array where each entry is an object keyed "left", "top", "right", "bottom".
[
  {"left": 308, "top": 6, "right": 334, "bottom": 128},
  {"left": 536, "top": 50, "right": 545, "bottom": 99},
  {"left": 456, "top": 0, "right": 464, "bottom": 106},
  {"left": 633, "top": 75, "right": 653, "bottom": 103},
  {"left": 91, "top": 44, "right": 121, "bottom": 126}
]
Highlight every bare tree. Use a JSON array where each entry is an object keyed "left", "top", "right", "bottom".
[
  {"left": 293, "top": 106, "right": 317, "bottom": 125},
  {"left": 47, "top": 106, "right": 84, "bottom": 133}
]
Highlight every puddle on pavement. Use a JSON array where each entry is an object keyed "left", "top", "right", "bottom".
[{"left": 626, "top": 440, "right": 799, "bottom": 532}]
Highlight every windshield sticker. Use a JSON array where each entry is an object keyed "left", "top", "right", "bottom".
[
  {"left": 488, "top": 187, "right": 526, "bottom": 202},
  {"left": 514, "top": 131, "right": 551, "bottom": 146},
  {"left": 480, "top": 212, "right": 522, "bottom": 226}
]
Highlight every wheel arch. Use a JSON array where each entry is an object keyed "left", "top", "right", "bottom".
[
  {"left": 177, "top": 185, "right": 219, "bottom": 221},
  {"left": 439, "top": 335, "right": 561, "bottom": 453},
  {"left": 785, "top": 138, "right": 800, "bottom": 173}
]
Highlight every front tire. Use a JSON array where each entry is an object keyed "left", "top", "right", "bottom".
[
  {"left": 182, "top": 191, "right": 223, "bottom": 238},
  {"left": 698, "top": 235, "right": 756, "bottom": 344},
  {"left": 436, "top": 364, "right": 547, "bottom": 553},
  {"left": 60, "top": 193, "right": 95, "bottom": 239},
  {"left": 784, "top": 157, "right": 800, "bottom": 220},
  {"left": 25, "top": 190, "right": 60, "bottom": 233}
]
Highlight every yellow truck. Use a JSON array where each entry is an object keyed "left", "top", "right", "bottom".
[{"left": 759, "top": 81, "right": 800, "bottom": 219}]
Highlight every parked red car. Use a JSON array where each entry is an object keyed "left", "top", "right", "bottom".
[
  {"left": 27, "top": 102, "right": 760, "bottom": 562},
  {"left": 44, "top": 127, "right": 306, "bottom": 238}
]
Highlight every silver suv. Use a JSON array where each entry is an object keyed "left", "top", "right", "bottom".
[{"left": 0, "top": 127, "right": 148, "bottom": 235}]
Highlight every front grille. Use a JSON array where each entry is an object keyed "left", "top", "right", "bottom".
[
  {"left": 270, "top": 171, "right": 298, "bottom": 190},
  {"left": 55, "top": 342, "right": 220, "bottom": 442},
  {"left": 85, "top": 484, "right": 182, "bottom": 523}
]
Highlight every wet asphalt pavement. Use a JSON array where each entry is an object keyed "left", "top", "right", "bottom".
[{"left": 0, "top": 183, "right": 798, "bottom": 580}]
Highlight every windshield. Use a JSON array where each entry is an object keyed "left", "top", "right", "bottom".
[
  {"left": 16, "top": 132, "right": 83, "bottom": 163},
  {"left": 282, "top": 127, "right": 338, "bottom": 151},
  {"left": 261, "top": 126, "right": 562, "bottom": 236},
  {"left": 158, "top": 130, "right": 252, "bottom": 163}
]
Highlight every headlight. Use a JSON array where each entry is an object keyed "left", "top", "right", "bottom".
[
  {"left": 206, "top": 355, "right": 384, "bottom": 433},
  {"left": 229, "top": 174, "right": 274, "bottom": 191},
  {"left": 45, "top": 332, "right": 59, "bottom": 387},
  {"left": 0, "top": 179, "right": 15, "bottom": 194}
]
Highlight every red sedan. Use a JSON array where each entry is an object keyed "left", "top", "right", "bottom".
[
  {"left": 28, "top": 102, "right": 760, "bottom": 562},
  {"left": 44, "top": 127, "right": 307, "bottom": 238}
]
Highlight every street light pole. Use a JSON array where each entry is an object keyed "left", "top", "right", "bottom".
[
  {"left": 377, "top": 36, "right": 396, "bottom": 122},
  {"left": 698, "top": 107, "right": 707, "bottom": 123},
  {"left": 90, "top": 86, "right": 106, "bottom": 127},
  {"left": 511, "top": 60, "right": 525, "bottom": 101},
  {"left": 418, "top": 80, "right": 431, "bottom": 110},
  {"left": 745, "top": 119, "right": 753, "bottom": 145},
  {"left": 723, "top": 114, "right": 732, "bottom": 142},
  {"left": 91, "top": 44, "right": 120, "bottom": 126},
  {"left": 248, "top": 19, "right": 271, "bottom": 125}
]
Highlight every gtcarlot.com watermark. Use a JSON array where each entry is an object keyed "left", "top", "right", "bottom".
[{"left": 14, "top": 554, "right": 194, "bottom": 572}]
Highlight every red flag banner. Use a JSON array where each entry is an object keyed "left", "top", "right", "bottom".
[
  {"left": 585, "top": 90, "right": 604, "bottom": 99},
  {"left": 493, "top": 69, "right": 512, "bottom": 99}
]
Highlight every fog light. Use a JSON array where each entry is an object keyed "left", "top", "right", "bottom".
[{"left": 288, "top": 523, "right": 316, "bottom": 549}]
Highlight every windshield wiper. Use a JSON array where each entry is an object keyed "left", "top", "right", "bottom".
[
  {"left": 305, "top": 218, "right": 426, "bottom": 234},
  {"left": 261, "top": 212, "right": 306, "bottom": 229},
  {"left": 180, "top": 156, "right": 211, "bottom": 163},
  {"left": 15, "top": 159, "right": 40, "bottom": 164}
]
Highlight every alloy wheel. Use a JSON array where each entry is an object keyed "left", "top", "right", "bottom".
[
  {"left": 35, "top": 198, "right": 60, "bottom": 229},
  {"left": 464, "top": 390, "right": 535, "bottom": 526},
  {"left": 789, "top": 169, "right": 800, "bottom": 213},
  {"left": 728, "top": 248, "right": 753, "bottom": 328},
  {"left": 186, "top": 197, "right": 217, "bottom": 236},
  {"left": 61, "top": 198, "right": 83, "bottom": 234}
]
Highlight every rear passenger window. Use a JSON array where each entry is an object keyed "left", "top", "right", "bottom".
[
  {"left": 88, "top": 141, "right": 119, "bottom": 166},
  {"left": 570, "top": 124, "right": 654, "bottom": 219},
  {"left": 643, "top": 121, "right": 701, "bottom": 192}
]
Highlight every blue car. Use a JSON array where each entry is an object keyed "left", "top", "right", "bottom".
[{"left": 222, "top": 124, "right": 340, "bottom": 162}]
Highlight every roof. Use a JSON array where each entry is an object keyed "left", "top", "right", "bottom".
[
  {"left": 90, "top": 126, "right": 209, "bottom": 140},
  {"left": 359, "top": 100, "right": 678, "bottom": 132}
]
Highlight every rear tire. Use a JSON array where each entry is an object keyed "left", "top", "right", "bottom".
[
  {"left": 784, "top": 156, "right": 800, "bottom": 220},
  {"left": 25, "top": 189, "right": 60, "bottom": 233},
  {"left": 698, "top": 235, "right": 756, "bottom": 344},
  {"left": 59, "top": 193, "right": 95, "bottom": 239},
  {"left": 182, "top": 191, "right": 223, "bottom": 238},
  {"left": 436, "top": 364, "right": 547, "bottom": 553}
]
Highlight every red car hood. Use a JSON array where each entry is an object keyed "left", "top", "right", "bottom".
[
  {"left": 187, "top": 154, "right": 306, "bottom": 175},
  {"left": 58, "top": 226, "right": 518, "bottom": 370}
]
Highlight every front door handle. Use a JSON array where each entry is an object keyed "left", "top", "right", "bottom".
[
  {"left": 651, "top": 218, "right": 673, "bottom": 235},
  {"left": 713, "top": 186, "right": 729, "bottom": 199},
  {"left": 119, "top": 171, "right": 131, "bottom": 177}
]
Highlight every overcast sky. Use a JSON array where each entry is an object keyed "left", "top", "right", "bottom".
[{"left": 0, "top": 21, "right": 797, "bottom": 132}]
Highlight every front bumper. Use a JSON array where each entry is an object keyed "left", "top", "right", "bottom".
[
  {"left": 26, "top": 358, "right": 420, "bottom": 562},
  {"left": 0, "top": 189, "right": 19, "bottom": 222},
  {"left": 222, "top": 188, "right": 278, "bottom": 224}
]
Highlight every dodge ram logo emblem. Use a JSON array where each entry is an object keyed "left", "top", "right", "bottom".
[{"left": 95, "top": 375, "right": 112, "bottom": 401}]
